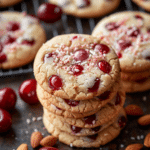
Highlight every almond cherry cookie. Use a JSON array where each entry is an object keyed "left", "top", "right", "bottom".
[
  {"left": 0, "top": 11, "right": 46, "bottom": 69},
  {"left": 92, "top": 11, "right": 150, "bottom": 92},
  {"left": 34, "top": 34, "right": 120, "bottom": 100},
  {"left": 48, "top": 0, "right": 120, "bottom": 18},
  {"left": 0, "top": 0, "right": 22, "bottom": 7}
]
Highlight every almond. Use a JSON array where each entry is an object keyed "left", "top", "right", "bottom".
[
  {"left": 17, "top": 143, "right": 28, "bottom": 150},
  {"left": 138, "top": 114, "right": 150, "bottom": 126},
  {"left": 40, "top": 135, "right": 58, "bottom": 147},
  {"left": 30, "top": 131, "right": 43, "bottom": 148},
  {"left": 144, "top": 133, "right": 150, "bottom": 147},
  {"left": 125, "top": 104, "right": 144, "bottom": 116},
  {"left": 125, "top": 143, "right": 143, "bottom": 150}
]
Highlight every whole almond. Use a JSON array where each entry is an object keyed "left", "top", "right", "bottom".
[
  {"left": 125, "top": 104, "right": 144, "bottom": 116},
  {"left": 17, "top": 143, "right": 28, "bottom": 150},
  {"left": 30, "top": 131, "right": 43, "bottom": 148},
  {"left": 138, "top": 114, "right": 150, "bottom": 126},
  {"left": 40, "top": 135, "right": 58, "bottom": 147},
  {"left": 125, "top": 143, "right": 143, "bottom": 150},
  {"left": 144, "top": 133, "right": 150, "bottom": 147}
]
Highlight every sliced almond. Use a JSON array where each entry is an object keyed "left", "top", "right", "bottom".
[
  {"left": 17, "top": 143, "right": 28, "bottom": 150},
  {"left": 125, "top": 143, "right": 143, "bottom": 150},
  {"left": 138, "top": 114, "right": 150, "bottom": 126},
  {"left": 144, "top": 133, "right": 150, "bottom": 147}
]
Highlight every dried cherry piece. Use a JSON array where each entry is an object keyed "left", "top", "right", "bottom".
[
  {"left": 71, "top": 125, "right": 82, "bottom": 134},
  {"left": 0, "top": 53, "right": 7, "bottom": 63},
  {"left": 135, "top": 14, "right": 143, "bottom": 20},
  {"left": 91, "top": 126, "right": 101, "bottom": 132},
  {"left": 88, "top": 78, "right": 100, "bottom": 93},
  {"left": 115, "top": 93, "right": 121, "bottom": 105},
  {"left": 64, "top": 99, "right": 80, "bottom": 107},
  {"left": 70, "top": 64, "right": 83, "bottom": 76},
  {"left": 98, "top": 60, "right": 111, "bottom": 73},
  {"left": 3, "top": 35, "right": 16, "bottom": 45},
  {"left": 83, "top": 114, "right": 96, "bottom": 125},
  {"left": 74, "top": 49, "right": 89, "bottom": 62},
  {"left": 6, "top": 21, "right": 20, "bottom": 31},
  {"left": 118, "top": 40, "right": 132, "bottom": 50},
  {"left": 0, "top": 42, "right": 3, "bottom": 53},
  {"left": 117, "top": 52, "right": 122, "bottom": 58},
  {"left": 39, "top": 147, "right": 58, "bottom": 150},
  {"left": 97, "top": 91, "right": 111, "bottom": 101},
  {"left": 94, "top": 44, "right": 110, "bottom": 54},
  {"left": 21, "top": 39, "right": 35, "bottom": 46},
  {"left": 127, "top": 27, "right": 140, "bottom": 37},
  {"left": 105, "top": 22, "right": 120, "bottom": 31},
  {"left": 118, "top": 116, "right": 127, "bottom": 128}
]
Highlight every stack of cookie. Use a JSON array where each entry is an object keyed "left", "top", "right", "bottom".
[
  {"left": 92, "top": 11, "right": 150, "bottom": 93},
  {"left": 34, "top": 34, "right": 127, "bottom": 148}
]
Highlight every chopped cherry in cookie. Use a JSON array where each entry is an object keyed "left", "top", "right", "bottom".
[
  {"left": 115, "top": 93, "right": 121, "bottom": 105},
  {"left": 97, "top": 90, "right": 111, "bottom": 101},
  {"left": 64, "top": 99, "right": 80, "bottom": 107},
  {"left": 21, "top": 39, "right": 35, "bottom": 46},
  {"left": 94, "top": 44, "right": 110, "bottom": 54},
  {"left": 135, "top": 15, "right": 143, "bottom": 20},
  {"left": 6, "top": 21, "right": 20, "bottom": 31},
  {"left": 117, "top": 52, "right": 122, "bottom": 59},
  {"left": 39, "top": 147, "right": 58, "bottom": 150},
  {"left": 0, "top": 87, "right": 17, "bottom": 111},
  {"left": 87, "top": 134, "right": 98, "bottom": 140},
  {"left": 48, "top": 75, "right": 63, "bottom": 91},
  {"left": 0, "top": 53, "right": 7, "bottom": 63},
  {"left": 88, "top": 78, "right": 100, "bottom": 93},
  {"left": 71, "top": 35, "right": 78, "bottom": 41},
  {"left": 77, "top": 0, "right": 91, "bottom": 8},
  {"left": 118, "top": 116, "right": 127, "bottom": 128},
  {"left": 83, "top": 114, "right": 96, "bottom": 125},
  {"left": 127, "top": 27, "right": 140, "bottom": 37},
  {"left": 74, "top": 49, "right": 89, "bottom": 62},
  {"left": 70, "top": 64, "right": 83, "bottom": 76},
  {"left": 0, "top": 43, "right": 3, "bottom": 53},
  {"left": 98, "top": 60, "right": 111, "bottom": 73},
  {"left": 118, "top": 39, "right": 132, "bottom": 51},
  {"left": 91, "top": 126, "right": 101, "bottom": 132},
  {"left": 71, "top": 125, "right": 82, "bottom": 134},
  {"left": 105, "top": 22, "right": 120, "bottom": 31},
  {"left": 3, "top": 35, "right": 16, "bottom": 45},
  {"left": 0, "top": 108, "right": 12, "bottom": 133}
]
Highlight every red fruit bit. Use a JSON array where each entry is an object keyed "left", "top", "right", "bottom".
[
  {"left": 77, "top": 0, "right": 91, "bottom": 8},
  {"left": 83, "top": 114, "right": 96, "bottom": 125},
  {"left": 71, "top": 36, "right": 78, "bottom": 41},
  {"left": 88, "top": 77, "right": 100, "bottom": 93},
  {"left": 0, "top": 108, "right": 12, "bottom": 133},
  {"left": 0, "top": 43, "right": 3, "bottom": 53},
  {"left": 6, "top": 21, "right": 20, "bottom": 31},
  {"left": 87, "top": 134, "right": 98, "bottom": 140},
  {"left": 118, "top": 40, "right": 132, "bottom": 50},
  {"left": 37, "top": 3, "right": 62, "bottom": 23},
  {"left": 0, "top": 88, "right": 17, "bottom": 111},
  {"left": 94, "top": 44, "right": 110, "bottom": 54},
  {"left": 97, "top": 91, "right": 111, "bottom": 101},
  {"left": 117, "top": 52, "right": 122, "bottom": 59},
  {"left": 105, "top": 22, "right": 120, "bottom": 31},
  {"left": 147, "top": 28, "right": 150, "bottom": 33},
  {"left": 3, "top": 35, "right": 16, "bottom": 45},
  {"left": 21, "top": 39, "right": 35, "bottom": 46},
  {"left": 118, "top": 116, "right": 127, "bottom": 128},
  {"left": 49, "top": 75, "right": 63, "bottom": 91},
  {"left": 70, "top": 64, "right": 83, "bottom": 76},
  {"left": 71, "top": 125, "right": 82, "bottom": 134},
  {"left": 115, "top": 93, "right": 121, "bottom": 105},
  {"left": 64, "top": 99, "right": 80, "bottom": 107},
  {"left": 91, "top": 126, "right": 101, "bottom": 132},
  {"left": 135, "top": 14, "right": 143, "bottom": 20},
  {"left": 127, "top": 27, "right": 140, "bottom": 37},
  {"left": 74, "top": 49, "right": 89, "bottom": 62},
  {"left": 0, "top": 53, "right": 7, "bottom": 63},
  {"left": 19, "top": 79, "right": 39, "bottom": 105},
  {"left": 39, "top": 147, "right": 58, "bottom": 150},
  {"left": 98, "top": 60, "right": 111, "bottom": 74}
]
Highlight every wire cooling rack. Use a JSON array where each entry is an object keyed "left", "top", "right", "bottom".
[{"left": 0, "top": 0, "right": 147, "bottom": 77}]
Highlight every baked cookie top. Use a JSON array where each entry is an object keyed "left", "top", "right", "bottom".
[
  {"left": 0, "top": 11, "right": 46, "bottom": 69},
  {"left": 0, "top": 0, "right": 22, "bottom": 7},
  {"left": 48, "top": 0, "right": 120, "bottom": 18},
  {"left": 34, "top": 34, "right": 120, "bottom": 100},
  {"left": 92, "top": 11, "right": 150, "bottom": 72}
]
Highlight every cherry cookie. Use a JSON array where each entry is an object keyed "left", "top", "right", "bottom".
[
  {"left": 0, "top": 11, "right": 46, "bottom": 69},
  {"left": 92, "top": 11, "right": 150, "bottom": 92},
  {"left": 0, "top": 0, "right": 22, "bottom": 7},
  {"left": 48, "top": 0, "right": 120, "bottom": 18},
  {"left": 34, "top": 34, "right": 120, "bottom": 100}
]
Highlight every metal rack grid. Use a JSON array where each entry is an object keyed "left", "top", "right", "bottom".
[{"left": 0, "top": 0, "right": 146, "bottom": 77}]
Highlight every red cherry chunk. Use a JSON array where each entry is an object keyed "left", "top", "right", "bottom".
[
  {"left": 94, "top": 44, "right": 110, "bottom": 54},
  {"left": 118, "top": 40, "right": 132, "bottom": 50},
  {"left": 91, "top": 126, "right": 101, "bottom": 132},
  {"left": 83, "top": 114, "right": 96, "bottom": 125},
  {"left": 118, "top": 116, "right": 127, "bottom": 128},
  {"left": 77, "top": 0, "right": 91, "bottom": 8},
  {"left": 3, "top": 35, "right": 16, "bottom": 45},
  {"left": 135, "top": 15, "right": 143, "bottom": 20},
  {"left": 117, "top": 52, "right": 122, "bottom": 59},
  {"left": 0, "top": 88, "right": 17, "bottom": 111},
  {"left": 98, "top": 60, "right": 111, "bottom": 74},
  {"left": 21, "top": 39, "right": 35, "bottom": 46},
  {"left": 0, "top": 53, "right": 7, "bottom": 63},
  {"left": 39, "top": 147, "right": 58, "bottom": 150},
  {"left": 115, "top": 93, "right": 121, "bottom": 105},
  {"left": 74, "top": 49, "right": 89, "bottom": 62},
  {"left": 105, "top": 22, "right": 120, "bottom": 31},
  {"left": 37, "top": 3, "right": 62, "bottom": 23},
  {"left": 87, "top": 134, "right": 98, "bottom": 140},
  {"left": 127, "top": 27, "right": 140, "bottom": 37},
  {"left": 0, "top": 108, "right": 12, "bottom": 133},
  {"left": 64, "top": 99, "right": 80, "bottom": 107},
  {"left": 0, "top": 42, "right": 3, "bottom": 53},
  {"left": 70, "top": 64, "right": 83, "bottom": 76},
  {"left": 19, "top": 79, "right": 39, "bottom": 105},
  {"left": 88, "top": 77, "right": 100, "bottom": 93},
  {"left": 49, "top": 75, "right": 63, "bottom": 91},
  {"left": 97, "top": 90, "right": 111, "bottom": 101},
  {"left": 6, "top": 21, "right": 20, "bottom": 31},
  {"left": 71, "top": 125, "right": 82, "bottom": 134}
]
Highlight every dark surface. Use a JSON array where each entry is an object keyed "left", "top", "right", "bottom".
[{"left": 0, "top": 0, "right": 150, "bottom": 150}]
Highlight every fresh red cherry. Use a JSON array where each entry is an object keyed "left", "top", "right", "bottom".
[
  {"left": 0, "top": 108, "right": 12, "bottom": 133},
  {"left": 98, "top": 60, "right": 111, "bottom": 74},
  {"left": 77, "top": 0, "right": 91, "bottom": 8},
  {"left": 37, "top": 3, "right": 62, "bottom": 23},
  {"left": 6, "top": 21, "right": 20, "bottom": 31},
  {"left": 118, "top": 116, "right": 127, "bottom": 128},
  {"left": 21, "top": 39, "right": 35, "bottom": 46},
  {"left": 83, "top": 114, "right": 96, "bottom": 125},
  {"left": 87, "top": 134, "right": 98, "bottom": 140},
  {"left": 97, "top": 91, "right": 111, "bottom": 101},
  {"left": 0, "top": 43, "right": 3, "bottom": 53},
  {"left": 117, "top": 52, "right": 122, "bottom": 58},
  {"left": 88, "top": 78, "right": 100, "bottom": 93},
  {"left": 135, "top": 15, "right": 143, "bottom": 20},
  {"left": 19, "top": 79, "right": 39, "bottom": 105},
  {"left": 0, "top": 88, "right": 17, "bottom": 111},
  {"left": 39, "top": 147, "right": 58, "bottom": 150},
  {"left": 64, "top": 99, "right": 80, "bottom": 107},
  {"left": 105, "top": 22, "right": 120, "bottom": 31},
  {"left": 94, "top": 44, "right": 110, "bottom": 54},
  {"left": 71, "top": 125, "right": 82, "bottom": 134},
  {"left": 91, "top": 126, "right": 101, "bottom": 132},
  {"left": 48, "top": 75, "right": 63, "bottom": 91},
  {"left": 70, "top": 64, "right": 83, "bottom": 76},
  {"left": 74, "top": 49, "right": 89, "bottom": 62},
  {"left": 118, "top": 40, "right": 132, "bottom": 50},
  {"left": 127, "top": 27, "right": 140, "bottom": 37},
  {"left": 3, "top": 35, "right": 16, "bottom": 45},
  {"left": 115, "top": 93, "right": 121, "bottom": 105},
  {"left": 0, "top": 53, "right": 7, "bottom": 63}
]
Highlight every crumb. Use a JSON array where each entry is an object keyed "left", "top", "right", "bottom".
[{"left": 26, "top": 119, "right": 31, "bottom": 124}]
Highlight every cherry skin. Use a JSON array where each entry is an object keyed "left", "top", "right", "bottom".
[
  {"left": 3, "top": 35, "right": 16, "bottom": 45},
  {"left": 6, "top": 21, "right": 20, "bottom": 31},
  {"left": 117, "top": 52, "right": 122, "bottom": 59},
  {"left": 127, "top": 27, "right": 140, "bottom": 37},
  {"left": 118, "top": 116, "right": 127, "bottom": 128},
  {"left": 74, "top": 49, "right": 89, "bottom": 62},
  {"left": 94, "top": 44, "right": 110, "bottom": 54},
  {"left": 98, "top": 60, "right": 111, "bottom": 74},
  {"left": 83, "top": 114, "right": 96, "bottom": 125},
  {"left": 71, "top": 125, "right": 82, "bottom": 134},
  {"left": 37, "top": 3, "right": 62, "bottom": 23},
  {"left": 19, "top": 79, "right": 39, "bottom": 105},
  {"left": 39, "top": 147, "right": 58, "bottom": 150},
  {"left": 21, "top": 39, "right": 35, "bottom": 46},
  {"left": 0, "top": 87, "right": 17, "bottom": 111},
  {"left": 88, "top": 78, "right": 100, "bottom": 93},
  {"left": 70, "top": 64, "right": 84, "bottom": 76},
  {"left": 97, "top": 91, "right": 111, "bottom": 101},
  {"left": 0, "top": 108, "right": 12, "bottom": 133},
  {"left": 135, "top": 15, "right": 143, "bottom": 20},
  {"left": 118, "top": 40, "right": 132, "bottom": 50},
  {"left": 0, "top": 53, "right": 7, "bottom": 63},
  {"left": 64, "top": 99, "right": 80, "bottom": 107}
]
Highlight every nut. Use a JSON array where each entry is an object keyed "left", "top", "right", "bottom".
[
  {"left": 125, "top": 143, "right": 143, "bottom": 150},
  {"left": 138, "top": 114, "right": 150, "bottom": 126},
  {"left": 40, "top": 135, "right": 58, "bottom": 147},
  {"left": 144, "top": 133, "right": 150, "bottom": 147},
  {"left": 30, "top": 131, "right": 43, "bottom": 148},
  {"left": 17, "top": 143, "right": 28, "bottom": 150}
]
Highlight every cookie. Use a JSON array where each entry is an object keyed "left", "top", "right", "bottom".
[
  {"left": 132, "top": 0, "right": 150, "bottom": 12},
  {"left": 48, "top": 0, "right": 120, "bottom": 18},
  {"left": 34, "top": 34, "right": 120, "bottom": 100},
  {"left": 0, "top": 0, "right": 22, "bottom": 7},
  {"left": 43, "top": 108, "right": 127, "bottom": 147},
  {"left": 92, "top": 11, "right": 150, "bottom": 72},
  {"left": 0, "top": 11, "right": 46, "bottom": 69}
]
